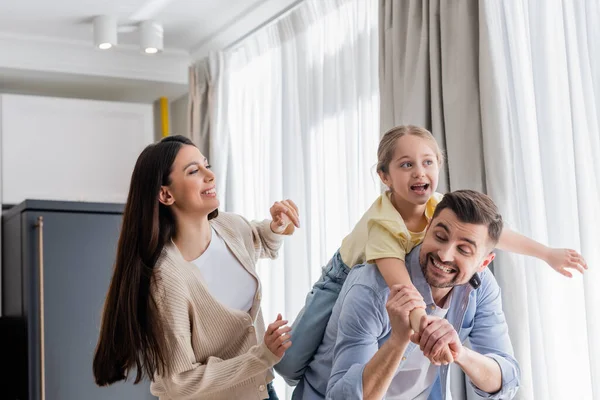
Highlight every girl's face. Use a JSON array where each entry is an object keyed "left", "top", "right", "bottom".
[
  {"left": 379, "top": 134, "right": 440, "bottom": 206},
  {"left": 159, "top": 145, "right": 219, "bottom": 216}
]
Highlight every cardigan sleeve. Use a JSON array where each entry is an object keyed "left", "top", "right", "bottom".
[
  {"left": 215, "top": 212, "right": 284, "bottom": 261},
  {"left": 248, "top": 219, "right": 284, "bottom": 260}
]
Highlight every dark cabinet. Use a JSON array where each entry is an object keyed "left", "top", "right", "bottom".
[{"left": 2, "top": 200, "right": 155, "bottom": 400}]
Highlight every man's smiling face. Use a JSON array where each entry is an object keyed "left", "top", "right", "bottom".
[{"left": 419, "top": 208, "right": 496, "bottom": 289}]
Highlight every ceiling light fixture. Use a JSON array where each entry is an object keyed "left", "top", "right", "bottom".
[
  {"left": 140, "top": 21, "right": 163, "bottom": 54},
  {"left": 93, "top": 16, "right": 118, "bottom": 50}
]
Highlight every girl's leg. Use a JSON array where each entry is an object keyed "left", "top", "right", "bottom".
[{"left": 274, "top": 251, "right": 349, "bottom": 384}]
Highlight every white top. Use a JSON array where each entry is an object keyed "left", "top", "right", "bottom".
[
  {"left": 192, "top": 227, "right": 257, "bottom": 312},
  {"left": 387, "top": 295, "right": 452, "bottom": 400}
]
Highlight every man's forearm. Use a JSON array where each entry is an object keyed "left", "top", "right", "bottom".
[
  {"left": 362, "top": 335, "right": 409, "bottom": 400},
  {"left": 455, "top": 348, "right": 502, "bottom": 394}
]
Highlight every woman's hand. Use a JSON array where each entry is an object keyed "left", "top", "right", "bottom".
[
  {"left": 264, "top": 314, "right": 292, "bottom": 358},
  {"left": 269, "top": 199, "right": 300, "bottom": 235}
]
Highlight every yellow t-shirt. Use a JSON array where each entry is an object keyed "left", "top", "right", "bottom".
[{"left": 339, "top": 191, "right": 444, "bottom": 268}]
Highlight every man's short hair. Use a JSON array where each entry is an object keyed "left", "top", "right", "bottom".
[{"left": 432, "top": 190, "right": 504, "bottom": 248}]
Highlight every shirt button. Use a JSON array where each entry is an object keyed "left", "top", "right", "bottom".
[
  {"left": 402, "top": 357, "right": 407, "bottom": 361},
  {"left": 248, "top": 326, "right": 255, "bottom": 333},
  {"left": 430, "top": 305, "right": 435, "bottom": 310},
  {"left": 259, "top": 384, "right": 266, "bottom": 391}
]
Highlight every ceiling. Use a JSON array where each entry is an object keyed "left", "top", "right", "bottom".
[
  {"left": 0, "top": 0, "right": 300, "bottom": 102},
  {"left": 0, "top": 0, "right": 297, "bottom": 53}
]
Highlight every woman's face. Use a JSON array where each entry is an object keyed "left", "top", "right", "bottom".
[{"left": 159, "top": 145, "right": 219, "bottom": 216}]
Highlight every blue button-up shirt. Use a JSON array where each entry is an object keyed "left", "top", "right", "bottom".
[{"left": 293, "top": 244, "right": 520, "bottom": 400}]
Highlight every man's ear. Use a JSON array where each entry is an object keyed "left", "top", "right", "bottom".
[
  {"left": 378, "top": 170, "right": 392, "bottom": 188},
  {"left": 479, "top": 252, "right": 496, "bottom": 272},
  {"left": 158, "top": 186, "right": 175, "bottom": 206}
]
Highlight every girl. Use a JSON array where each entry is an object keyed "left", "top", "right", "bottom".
[
  {"left": 93, "top": 135, "right": 300, "bottom": 400},
  {"left": 275, "top": 125, "right": 587, "bottom": 381}
]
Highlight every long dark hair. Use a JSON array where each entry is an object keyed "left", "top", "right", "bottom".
[{"left": 93, "top": 135, "right": 217, "bottom": 385}]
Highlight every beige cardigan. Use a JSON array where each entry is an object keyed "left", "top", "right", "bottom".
[{"left": 149, "top": 212, "right": 284, "bottom": 400}]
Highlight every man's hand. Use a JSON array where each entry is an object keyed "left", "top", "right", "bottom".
[
  {"left": 387, "top": 285, "right": 426, "bottom": 344},
  {"left": 359, "top": 285, "right": 426, "bottom": 400},
  {"left": 410, "top": 316, "right": 463, "bottom": 365}
]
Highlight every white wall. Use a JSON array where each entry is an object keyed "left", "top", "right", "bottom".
[{"left": 0, "top": 94, "right": 154, "bottom": 205}]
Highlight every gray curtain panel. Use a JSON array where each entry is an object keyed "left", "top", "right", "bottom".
[
  {"left": 187, "top": 53, "right": 232, "bottom": 210},
  {"left": 379, "top": 0, "right": 485, "bottom": 194},
  {"left": 379, "top": 1, "right": 490, "bottom": 398},
  {"left": 188, "top": 56, "right": 219, "bottom": 155}
]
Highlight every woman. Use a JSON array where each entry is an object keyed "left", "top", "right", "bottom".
[{"left": 93, "top": 135, "right": 299, "bottom": 399}]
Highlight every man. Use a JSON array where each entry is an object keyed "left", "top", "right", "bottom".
[{"left": 293, "top": 190, "right": 521, "bottom": 399}]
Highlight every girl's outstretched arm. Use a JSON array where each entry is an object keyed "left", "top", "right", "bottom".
[{"left": 497, "top": 228, "right": 587, "bottom": 278}]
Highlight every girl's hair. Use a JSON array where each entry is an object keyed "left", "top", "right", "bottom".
[
  {"left": 93, "top": 135, "right": 217, "bottom": 385},
  {"left": 376, "top": 125, "right": 445, "bottom": 174}
]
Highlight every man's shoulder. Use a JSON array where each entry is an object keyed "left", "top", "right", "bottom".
[
  {"left": 477, "top": 268, "right": 500, "bottom": 292},
  {"left": 343, "top": 263, "right": 390, "bottom": 300},
  {"left": 469, "top": 267, "right": 502, "bottom": 309},
  {"left": 333, "top": 264, "right": 391, "bottom": 333}
]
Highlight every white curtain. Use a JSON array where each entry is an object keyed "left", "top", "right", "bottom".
[
  {"left": 212, "top": 0, "right": 380, "bottom": 397},
  {"left": 479, "top": 1, "right": 600, "bottom": 399}
]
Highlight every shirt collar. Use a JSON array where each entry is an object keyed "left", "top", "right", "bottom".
[{"left": 383, "top": 190, "right": 439, "bottom": 223}]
